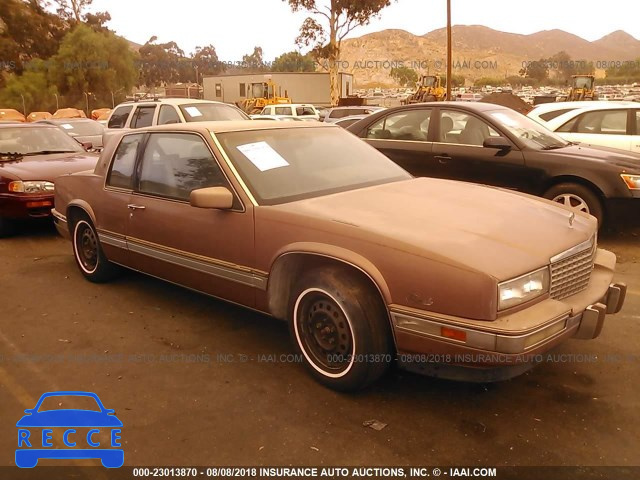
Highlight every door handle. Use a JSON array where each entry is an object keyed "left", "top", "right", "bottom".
[
  {"left": 127, "top": 204, "right": 146, "bottom": 210},
  {"left": 434, "top": 155, "right": 452, "bottom": 164}
]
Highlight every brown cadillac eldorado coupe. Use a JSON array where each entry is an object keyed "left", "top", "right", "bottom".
[{"left": 53, "top": 121, "right": 627, "bottom": 391}]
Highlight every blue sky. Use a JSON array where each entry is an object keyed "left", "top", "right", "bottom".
[{"left": 88, "top": 0, "right": 640, "bottom": 60}]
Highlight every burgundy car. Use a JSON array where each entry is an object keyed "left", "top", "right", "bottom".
[{"left": 0, "top": 124, "right": 98, "bottom": 236}]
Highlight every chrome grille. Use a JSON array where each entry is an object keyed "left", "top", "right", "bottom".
[{"left": 550, "top": 243, "right": 595, "bottom": 300}]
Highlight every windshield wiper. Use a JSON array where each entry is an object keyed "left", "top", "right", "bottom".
[
  {"left": 0, "top": 152, "right": 24, "bottom": 161},
  {"left": 541, "top": 144, "right": 567, "bottom": 150},
  {"left": 23, "top": 150, "right": 79, "bottom": 156}
]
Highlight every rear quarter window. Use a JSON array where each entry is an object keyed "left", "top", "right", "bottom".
[
  {"left": 107, "top": 134, "right": 144, "bottom": 189},
  {"left": 107, "top": 106, "right": 133, "bottom": 129}
]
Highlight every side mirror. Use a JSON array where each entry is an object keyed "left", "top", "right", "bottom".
[
  {"left": 483, "top": 136, "right": 512, "bottom": 151},
  {"left": 190, "top": 186, "right": 234, "bottom": 210}
]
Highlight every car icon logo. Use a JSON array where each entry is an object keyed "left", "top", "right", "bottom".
[{"left": 15, "top": 391, "right": 123, "bottom": 468}]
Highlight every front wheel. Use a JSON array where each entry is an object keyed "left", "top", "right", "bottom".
[
  {"left": 543, "top": 183, "right": 604, "bottom": 227},
  {"left": 72, "top": 216, "right": 120, "bottom": 282},
  {"left": 288, "top": 267, "right": 393, "bottom": 391}
]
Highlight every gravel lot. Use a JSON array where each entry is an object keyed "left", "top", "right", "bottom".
[{"left": 0, "top": 222, "right": 638, "bottom": 471}]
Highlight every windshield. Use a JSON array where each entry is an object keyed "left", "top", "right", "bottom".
[
  {"left": 574, "top": 77, "right": 594, "bottom": 89},
  {"left": 179, "top": 103, "right": 248, "bottom": 122},
  {"left": 0, "top": 126, "right": 84, "bottom": 155},
  {"left": 487, "top": 109, "right": 569, "bottom": 150},
  {"left": 55, "top": 120, "right": 104, "bottom": 136},
  {"left": 422, "top": 77, "right": 436, "bottom": 87},
  {"left": 216, "top": 126, "right": 411, "bottom": 205},
  {"left": 37, "top": 395, "right": 101, "bottom": 412}
]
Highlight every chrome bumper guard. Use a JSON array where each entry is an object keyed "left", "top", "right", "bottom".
[{"left": 573, "top": 282, "right": 626, "bottom": 340}]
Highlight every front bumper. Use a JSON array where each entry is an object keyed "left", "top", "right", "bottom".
[
  {"left": 392, "top": 249, "right": 626, "bottom": 381},
  {"left": 0, "top": 193, "right": 54, "bottom": 219}
]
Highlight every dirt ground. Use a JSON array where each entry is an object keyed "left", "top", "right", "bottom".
[{"left": 0, "top": 222, "right": 639, "bottom": 476}]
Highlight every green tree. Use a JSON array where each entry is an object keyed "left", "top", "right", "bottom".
[
  {"left": 474, "top": 76, "right": 506, "bottom": 87},
  {"left": 0, "top": 60, "right": 57, "bottom": 113},
  {"left": 48, "top": 24, "right": 138, "bottom": 109},
  {"left": 193, "top": 44, "right": 225, "bottom": 77},
  {"left": 285, "top": 0, "right": 395, "bottom": 106},
  {"left": 242, "top": 46, "right": 267, "bottom": 71},
  {"left": 444, "top": 74, "right": 465, "bottom": 88},
  {"left": 605, "top": 57, "right": 640, "bottom": 83},
  {"left": 519, "top": 58, "right": 549, "bottom": 82},
  {"left": 271, "top": 51, "right": 315, "bottom": 72},
  {"left": 0, "top": 0, "right": 67, "bottom": 77},
  {"left": 138, "top": 36, "right": 185, "bottom": 87},
  {"left": 389, "top": 66, "right": 418, "bottom": 87}
]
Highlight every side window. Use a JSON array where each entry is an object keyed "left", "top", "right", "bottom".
[
  {"left": 439, "top": 110, "right": 499, "bottom": 146},
  {"left": 107, "top": 134, "right": 144, "bottom": 189},
  {"left": 275, "top": 107, "right": 292, "bottom": 115},
  {"left": 130, "top": 105, "right": 157, "bottom": 129},
  {"left": 635, "top": 110, "right": 640, "bottom": 135},
  {"left": 107, "top": 105, "right": 133, "bottom": 129},
  {"left": 539, "top": 108, "right": 573, "bottom": 122},
  {"left": 575, "top": 110, "right": 627, "bottom": 135},
  {"left": 557, "top": 115, "right": 580, "bottom": 133},
  {"left": 138, "top": 133, "right": 230, "bottom": 202},
  {"left": 157, "top": 105, "right": 181, "bottom": 125},
  {"left": 297, "top": 107, "right": 316, "bottom": 116},
  {"left": 365, "top": 109, "right": 431, "bottom": 141}
]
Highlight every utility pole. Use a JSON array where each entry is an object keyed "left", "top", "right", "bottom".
[{"left": 446, "top": 0, "right": 452, "bottom": 101}]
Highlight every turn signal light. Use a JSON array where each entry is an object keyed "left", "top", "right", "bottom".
[
  {"left": 26, "top": 201, "right": 53, "bottom": 208},
  {"left": 441, "top": 327, "right": 467, "bottom": 342}
]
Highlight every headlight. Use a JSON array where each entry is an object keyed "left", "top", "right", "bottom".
[
  {"left": 8, "top": 181, "right": 55, "bottom": 194},
  {"left": 621, "top": 174, "right": 640, "bottom": 190},
  {"left": 498, "top": 267, "right": 550, "bottom": 310}
]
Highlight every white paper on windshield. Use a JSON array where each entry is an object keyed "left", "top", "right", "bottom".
[
  {"left": 184, "top": 106, "right": 203, "bottom": 117},
  {"left": 237, "top": 142, "right": 289, "bottom": 172},
  {"left": 61, "top": 123, "right": 73, "bottom": 130}
]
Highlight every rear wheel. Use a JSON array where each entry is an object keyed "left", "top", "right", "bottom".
[
  {"left": 544, "top": 183, "right": 604, "bottom": 226},
  {"left": 72, "top": 215, "right": 120, "bottom": 282},
  {"left": 288, "top": 267, "right": 393, "bottom": 391}
]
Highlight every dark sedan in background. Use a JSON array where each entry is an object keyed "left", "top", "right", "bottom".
[
  {"left": 37, "top": 118, "right": 105, "bottom": 151},
  {"left": 0, "top": 124, "right": 98, "bottom": 236},
  {"left": 348, "top": 102, "right": 640, "bottom": 226}
]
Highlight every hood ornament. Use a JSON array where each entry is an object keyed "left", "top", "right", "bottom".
[{"left": 569, "top": 212, "right": 575, "bottom": 228}]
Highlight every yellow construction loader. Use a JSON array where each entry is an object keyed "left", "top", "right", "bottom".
[
  {"left": 567, "top": 75, "right": 596, "bottom": 101},
  {"left": 406, "top": 75, "right": 446, "bottom": 103},
  {"left": 237, "top": 79, "right": 291, "bottom": 114}
]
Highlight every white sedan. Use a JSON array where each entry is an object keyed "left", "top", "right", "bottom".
[{"left": 543, "top": 103, "right": 640, "bottom": 154}]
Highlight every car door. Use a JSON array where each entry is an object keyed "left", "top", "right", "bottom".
[
  {"left": 97, "top": 133, "right": 145, "bottom": 265},
  {"left": 360, "top": 108, "right": 436, "bottom": 177},
  {"left": 125, "top": 131, "right": 257, "bottom": 307},
  {"left": 432, "top": 109, "right": 528, "bottom": 189},
  {"left": 556, "top": 109, "right": 631, "bottom": 151}
]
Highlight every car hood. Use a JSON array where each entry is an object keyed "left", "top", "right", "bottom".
[
  {"left": 269, "top": 178, "right": 596, "bottom": 281},
  {"left": 0, "top": 153, "right": 98, "bottom": 182},
  {"left": 534, "top": 144, "right": 640, "bottom": 171},
  {"left": 16, "top": 410, "right": 122, "bottom": 427}
]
